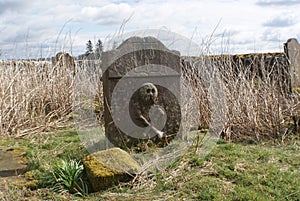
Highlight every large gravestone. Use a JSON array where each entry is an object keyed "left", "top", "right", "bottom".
[
  {"left": 285, "top": 38, "right": 300, "bottom": 89},
  {"left": 102, "top": 37, "right": 181, "bottom": 149}
]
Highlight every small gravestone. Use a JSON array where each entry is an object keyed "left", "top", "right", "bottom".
[
  {"left": 285, "top": 38, "right": 300, "bottom": 89},
  {"left": 101, "top": 36, "right": 181, "bottom": 149},
  {"left": 52, "top": 52, "right": 76, "bottom": 76}
]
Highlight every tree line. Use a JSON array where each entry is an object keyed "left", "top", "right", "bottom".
[{"left": 81, "top": 39, "right": 103, "bottom": 59}]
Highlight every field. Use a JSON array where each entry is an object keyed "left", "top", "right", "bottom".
[
  {"left": 0, "top": 130, "right": 299, "bottom": 200},
  {"left": 0, "top": 55, "right": 299, "bottom": 200}
]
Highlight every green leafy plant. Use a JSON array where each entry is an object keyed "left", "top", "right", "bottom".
[{"left": 48, "top": 159, "right": 88, "bottom": 196}]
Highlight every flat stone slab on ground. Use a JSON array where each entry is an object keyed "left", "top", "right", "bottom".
[{"left": 0, "top": 146, "right": 27, "bottom": 177}]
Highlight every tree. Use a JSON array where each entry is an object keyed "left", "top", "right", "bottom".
[
  {"left": 95, "top": 39, "right": 103, "bottom": 59},
  {"left": 85, "top": 40, "right": 93, "bottom": 56}
]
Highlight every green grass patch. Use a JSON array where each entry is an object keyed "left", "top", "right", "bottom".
[{"left": 0, "top": 131, "right": 299, "bottom": 200}]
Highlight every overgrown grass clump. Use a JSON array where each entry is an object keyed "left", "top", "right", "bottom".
[{"left": 40, "top": 159, "right": 88, "bottom": 196}]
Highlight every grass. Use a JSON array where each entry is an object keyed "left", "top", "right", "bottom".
[
  {"left": 1, "top": 35, "right": 299, "bottom": 201},
  {"left": 44, "top": 159, "right": 88, "bottom": 196},
  {"left": 0, "top": 51, "right": 299, "bottom": 200},
  {"left": 0, "top": 129, "right": 299, "bottom": 201},
  {"left": 0, "top": 129, "right": 87, "bottom": 164}
]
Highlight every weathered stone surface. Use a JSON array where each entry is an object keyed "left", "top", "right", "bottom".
[
  {"left": 83, "top": 147, "right": 141, "bottom": 192},
  {"left": 52, "top": 52, "right": 76, "bottom": 76},
  {"left": 0, "top": 146, "right": 27, "bottom": 177},
  {"left": 285, "top": 38, "right": 300, "bottom": 89},
  {"left": 102, "top": 36, "right": 181, "bottom": 149}
]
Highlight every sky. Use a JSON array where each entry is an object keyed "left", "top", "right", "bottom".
[{"left": 1, "top": 0, "right": 300, "bottom": 59}]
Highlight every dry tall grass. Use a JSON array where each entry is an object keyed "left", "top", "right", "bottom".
[
  {"left": 182, "top": 53, "right": 299, "bottom": 142},
  {"left": 0, "top": 59, "right": 75, "bottom": 136},
  {"left": 0, "top": 51, "right": 299, "bottom": 142}
]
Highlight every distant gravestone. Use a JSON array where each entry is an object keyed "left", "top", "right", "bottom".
[
  {"left": 52, "top": 52, "right": 75, "bottom": 76},
  {"left": 285, "top": 38, "right": 300, "bottom": 89},
  {"left": 101, "top": 36, "right": 181, "bottom": 149}
]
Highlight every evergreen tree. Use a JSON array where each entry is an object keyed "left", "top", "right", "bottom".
[
  {"left": 85, "top": 40, "right": 93, "bottom": 56},
  {"left": 95, "top": 39, "right": 103, "bottom": 59}
]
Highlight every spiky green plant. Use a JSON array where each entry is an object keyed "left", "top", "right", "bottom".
[{"left": 49, "top": 159, "right": 88, "bottom": 196}]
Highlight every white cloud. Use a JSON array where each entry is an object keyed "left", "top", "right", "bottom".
[
  {"left": 256, "top": 0, "right": 300, "bottom": 6},
  {"left": 261, "top": 28, "right": 282, "bottom": 42},
  {"left": 0, "top": 0, "right": 26, "bottom": 15},
  {"left": 263, "top": 12, "right": 297, "bottom": 27},
  {"left": 1, "top": 0, "right": 300, "bottom": 58},
  {"left": 80, "top": 3, "right": 133, "bottom": 25}
]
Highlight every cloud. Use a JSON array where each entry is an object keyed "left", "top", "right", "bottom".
[
  {"left": 260, "top": 28, "right": 281, "bottom": 42},
  {"left": 214, "top": 29, "right": 240, "bottom": 38},
  {"left": 1, "top": 0, "right": 300, "bottom": 58},
  {"left": 0, "top": 0, "right": 25, "bottom": 15},
  {"left": 263, "top": 13, "right": 297, "bottom": 27},
  {"left": 256, "top": 0, "right": 300, "bottom": 6},
  {"left": 80, "top": 3, "right": 133, "bottom": 25},
  {"left": 111, "top": 0, "right": 139, "bottom": 3}
]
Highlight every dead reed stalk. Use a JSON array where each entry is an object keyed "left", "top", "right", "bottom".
[
  {"left": 0, "top": 59, "right": 75, "bottom": 136},
  {"left": 182, "top": 53, "right": 299, "bottom": 142}
]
